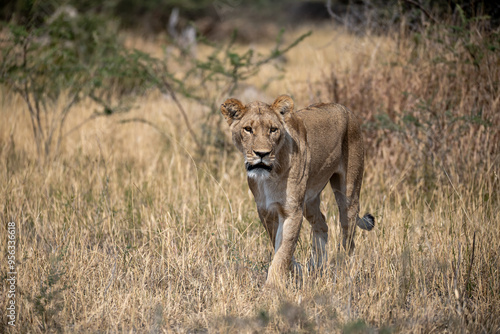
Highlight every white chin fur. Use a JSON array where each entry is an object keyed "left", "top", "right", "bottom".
[{"left": 247, "top": 169, "right": 271, "bottom": 179}]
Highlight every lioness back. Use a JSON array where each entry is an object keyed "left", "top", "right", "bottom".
[{"left": 296, "top": 103, "right": 363, "bottom": 200}]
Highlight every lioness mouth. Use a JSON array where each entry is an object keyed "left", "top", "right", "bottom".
[{"left": 246, "top": 162, "right": 272, "bottom": 172}]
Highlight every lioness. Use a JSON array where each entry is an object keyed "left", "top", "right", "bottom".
[{"left": 221, "top": 95, "right": 374, "bottom": 286}]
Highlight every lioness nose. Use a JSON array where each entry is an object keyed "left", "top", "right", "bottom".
[{"left": 254, "top": 150, "right": 270, "bottom": 158}]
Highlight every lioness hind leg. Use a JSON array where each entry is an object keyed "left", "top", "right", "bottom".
[
  {"left": 304, "top": 195, "right": 328, "bottom": 272},
  {"left": 330, "top": 172, "right": 361, "bottom": 255}
]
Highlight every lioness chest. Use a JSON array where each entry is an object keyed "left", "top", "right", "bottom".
[{"left": 249, "top": 176, "right": 286, "bottom": 214}]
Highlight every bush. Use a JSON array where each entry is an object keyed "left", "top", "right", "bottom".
[
  {"left": 0, "top": 4, "right": 310, "bottom": 162},
  {"left": 323, "top": 5, "right": 499, "bottom": 189},
  {"left": 0, "top": 8, "right": 156, "bottom": 161}
]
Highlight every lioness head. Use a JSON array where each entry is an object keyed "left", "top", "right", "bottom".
[{"left": 221, "top": 95, "right": 294, "bottom": 178}]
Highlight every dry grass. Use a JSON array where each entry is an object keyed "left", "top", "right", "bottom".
[{"left": 1, "top": 25, "right": 499, "bottom": 333}]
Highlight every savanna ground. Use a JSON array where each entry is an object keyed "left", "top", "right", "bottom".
[{"left": 1, "top": 22, "right": 500, "bottom": 333}]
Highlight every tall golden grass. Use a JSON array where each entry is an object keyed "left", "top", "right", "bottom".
[{"left": 1, "top": 24, "right": 499, "bottom": 332}]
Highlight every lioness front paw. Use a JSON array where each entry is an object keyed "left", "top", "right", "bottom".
[{"left": 265, "top": 260, "right": 303, "bottom": 288}]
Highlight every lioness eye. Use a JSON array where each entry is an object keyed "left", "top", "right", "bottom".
[
  {"left": 270, "top": 127, "right": 278, "bottom": 133},
  {"left": 243, "top": 126, "right": 252, "bottom": 133}
]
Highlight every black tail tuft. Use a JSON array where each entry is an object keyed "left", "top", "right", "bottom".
[{"left": 357, "top": 213, "right": 375, "bottom": 231}]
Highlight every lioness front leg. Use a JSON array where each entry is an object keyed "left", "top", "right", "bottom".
[
  {"left": 257, "top": 207, "right": 279, "bottom": 248},
  {"left": 266, "top": 208, "right": 303, "bottom": 286}
]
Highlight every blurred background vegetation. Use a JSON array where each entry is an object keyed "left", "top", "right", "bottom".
[
  {"left": 1, "top": 1, "right": 499, "bottom": 332},
  {"left": 1, "top": 0, "right": 499, "bottom": 33},
  {"left": 1, "top": 0, "right": 499, "bottom": 160}
]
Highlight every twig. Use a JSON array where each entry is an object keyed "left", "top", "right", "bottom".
[
  {"left": 63, "top": 113, "right": 101, "bottom": 138},
  {"left": 325, "top": 0, "right": 345, "bottom": 24},
  {"left": 139, "top": 58, "right": 203, "bottom": 152},
  {"left": 158, "top": 76, "right": 203, "bottom": 151},
  {"left": 54, "top": 93, "right": 80, "bottom": 155},
  {"left": 463, "top": 232, "right": 476, "bottom": 300},
  {"left": 403, "top": 0, "right": 439, "bottom": 24},
  {"left": 453, "top": 241, "right": 462, "bottom": 315},
  {"left": 135, "top": 58, "right": 202, "bottom": 150},
  {"left": 119, "top": 117, "right": 173, "bottom": 143},
  {"left": 18, "top": 85, "right": 40, "bottom": 151},
  {"left": 102, "top": 256, "right": 117, "bottom": 299}
]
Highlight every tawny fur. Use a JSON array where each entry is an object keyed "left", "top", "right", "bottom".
[{"left": 221, "top": 95, "right": 374, "bottom": 286}]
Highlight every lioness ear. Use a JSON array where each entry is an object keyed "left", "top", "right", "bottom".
[
  {"left": 272, "top": 95, "right": 294, "bottom": 116},
  {"left": 221, "top": 98, "right": 246, "bottom": 125}
]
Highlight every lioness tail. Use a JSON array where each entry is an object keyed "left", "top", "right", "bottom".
[{"left": 357, "top": 213, "right": 375, "bottom": 231}]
